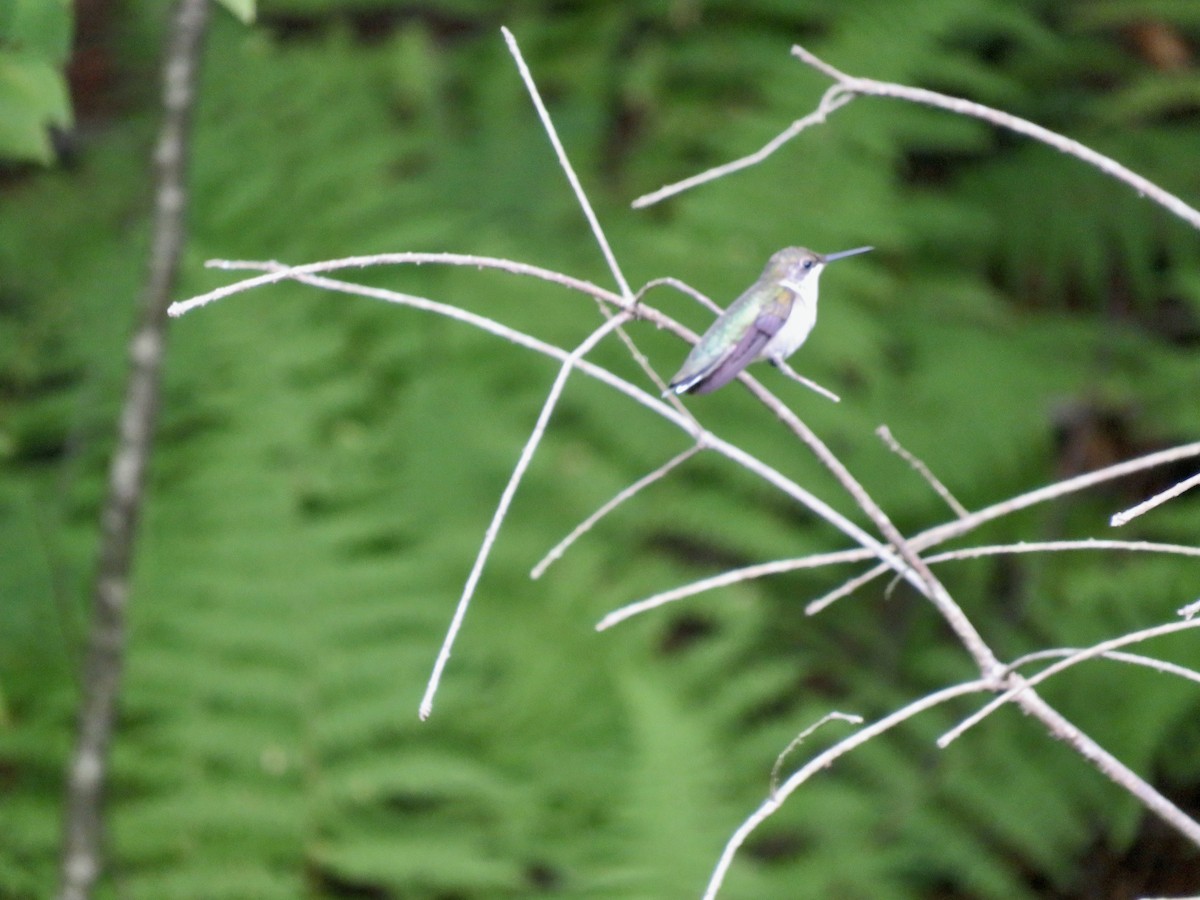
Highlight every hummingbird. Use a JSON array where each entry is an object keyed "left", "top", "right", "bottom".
[{"left": 668, "top": 245, "right": 873, "bottom": 395}]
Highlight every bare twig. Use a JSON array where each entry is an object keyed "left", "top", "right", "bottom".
[
  {"left": 502, "top": 26, "right": 631, "bottom": 299},
  {"left": 501, "top": 28, "right": 695, "bottom": 421},
  {"left": 788, "top": 44, "right": 1200, "bottom": 232},
  {"left": 806, "top": 564, "right": 888, "bottom": 616},
  {"left": 171, "top": 252, "right": 623, "bottom": 319},
  {"left": 939, "top": 619, "right": 1200, "bottom": 748},
  {"left": 597, "top": 548, "right": 871, "bottom": 630},
  {"left": 877, "top": 425, "right": 967, "bottom": 518},
  {"left": 59, "top": 1, "right": 210, "bottom": 897},
  {"left": 702, "top": 680, "right": 991, "bottom": 900},
  {"left": 924, "top": 539, "right": 1200, "bottom": 565},
  {"left": 531, "top": 445, "right": 702, "bottom": 580},
  {"left": 634, "top": 43, "right": 1200, "bottom": 235},
  {"left": 769, "top": 711, "right": 863, "bottom": 795},
  {"left": 602, "top": 536, "right": 1200, "bottom": 632},
  {"left": 1111, "top": 470, "right": 1200, "bottom": 527},
  {"left": 930, "top": 440, "right": 1200, "bottom": 537},
  {"left": 632, "top": 84, "right": 855, "bottom": 208},
  {"left": 420, "top": 315, "right": 631, "bottom": 720}
]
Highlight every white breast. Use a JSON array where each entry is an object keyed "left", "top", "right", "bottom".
[{"left": 760, "top": 265, "right": 823, "bottom": 362}]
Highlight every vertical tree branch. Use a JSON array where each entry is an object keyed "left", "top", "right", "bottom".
[{"left": 58, "top": 1, "right": 210, "bottom": 896}]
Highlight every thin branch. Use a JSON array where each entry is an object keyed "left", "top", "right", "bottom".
[
  {"left": 934, "top": 440, "right": 1200, "bottom": 537},
  {"left": 924, "top": 539, "right": 1200, "bottom": 565},
  {"left": 1087, "top": 650, "right": 1200, "bottom": 685},
  {"left": 60, "top": 1, "right": 209, "bottom": 897},
  {"left": 420, "top": 314, "right": 631, "bottom": 720},
  {"left": 788, "top": 44, "right": 1200, "bottom": 232},
  {"left": 769, "top": 711, "right": 863, "bottom": 795},
  {"left": 597, "top": 548, "right": 872, "bottom": 630},
  {"left": 632, "top": 85, "right": 855, "bottom": 208},
  {"left": 171, "top": 252, "right": 623, "bottom": 319},
  {"left": 702, "top": 680, "right": 991, "bottom": 900},
  {"left": 806, "top": 565, "right": 887, "bottom": 616},
  {"left": 531, "top": 445, "right": 702, "bottom": 580},
  {"left": 1111, "top": 470, "right": 1200, "bottom": 527},
  {"left": 1010, "top": 648, "right": 1200, "bottom": 687},
  {"left": 877, "top": 425, "right": 967, "bottom": 518},
  {"left": 503, "top": 26, "right": 632, "bottom": 299}
]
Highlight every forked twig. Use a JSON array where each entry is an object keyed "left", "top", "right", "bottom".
[
  {"left": 806, "top": 440, "right": 1200, "bottom": 615},
  {"left": 939, "top": 619, "right": 1200, "bottom": 747},
  {"left": 702, "top": 680, "right": 991, "bottom": 900},
  {"left": 172, "top": 252, "right": 619, "bottom": 318},
  {"left": 634, "top": 44, "right": 1200, "bottom": 234},
  {"left": 1009, "top": 648, "right": 1200, "bottom": 687},
  {"left": 769, "top": 712, "right": 863, "bottom": 795}
]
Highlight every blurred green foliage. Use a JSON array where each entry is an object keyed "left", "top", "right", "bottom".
[
  {"left": 1, "top": 0, "right": 1199, "bottom": 897},
  {"left": 0, "top": 0, "right": 72, "bottom": 162}
]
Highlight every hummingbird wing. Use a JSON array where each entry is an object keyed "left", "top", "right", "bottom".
[{"left": 669, "top": 304, "right": 787, "bottom": 395}]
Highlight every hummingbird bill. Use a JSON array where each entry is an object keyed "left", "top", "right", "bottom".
[{"left": 668, "top": 245, "right": 872, "bottom": 395}]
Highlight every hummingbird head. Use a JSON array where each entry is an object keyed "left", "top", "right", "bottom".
[{"left": 770, "top": 245, "right": 872, "bottom": 293}]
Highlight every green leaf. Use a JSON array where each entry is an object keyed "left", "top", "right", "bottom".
[
  {"left": 0, "top": 52, "right": 71, "bottom": 163},
  {"left": 214, "top": 0, "right": 256, "bottom": 25}
]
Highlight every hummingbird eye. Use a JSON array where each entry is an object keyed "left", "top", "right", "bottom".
[{"left": 802, "top": 260, "right": 814, "bottom": 270}]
